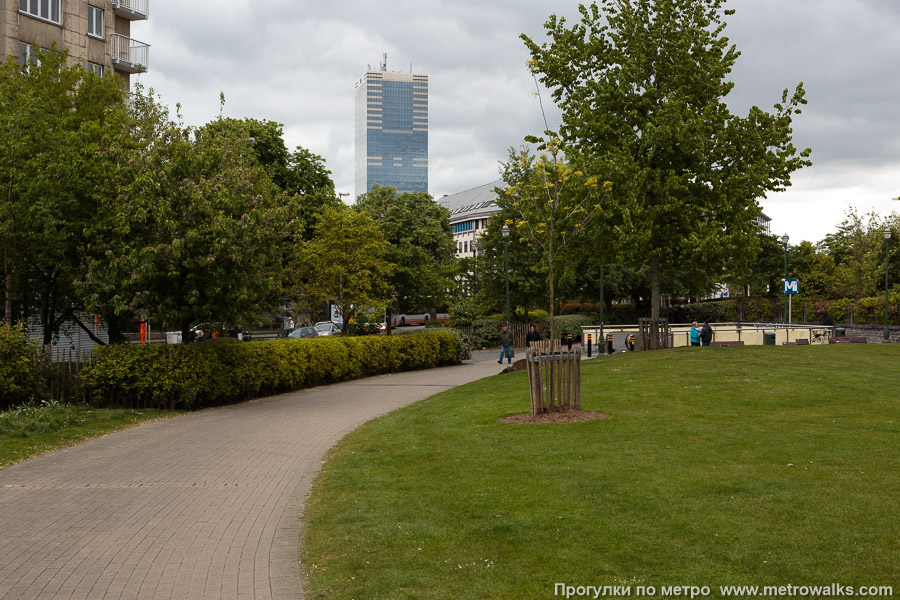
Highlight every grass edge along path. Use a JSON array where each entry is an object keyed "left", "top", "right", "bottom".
[
  {"left": 303, "top": 345, "right": 900, "bottom": 599},
  {"left": 0, "top": 404, "right": 180, "bottom": 468}
]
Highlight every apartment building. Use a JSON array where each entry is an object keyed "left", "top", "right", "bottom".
[
  {"left": 1, "top": 0, "right": 149, "bottom": 86},
  {"left": 442, "top": 180, "right": 507, "bottom": 258}
]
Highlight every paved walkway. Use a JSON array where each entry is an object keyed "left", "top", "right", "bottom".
[{"left": 0, "top": 354, "right": 502, "bottom": 600}]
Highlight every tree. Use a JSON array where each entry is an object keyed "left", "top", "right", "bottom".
[
  {"left": 495, "top": 147, "right": 609, "bottom": 341},
  {"left": 81, "top": 102, "right": 290, "bottom": 341},
  {"left": 471, "top": 206, "right": 548, "bottom": 320},
  {"left": 199, "top": 116, "right": 339, "bottom": 240},
  {"left": 354, "top": 185, "right": 455, "bottom": 332},
  {"left": 523, "top": 0, "right": 811, "bottom": 318},
  {"left": 819, "top": 208, "right": 884, "bottom": 300},
  {"left": 0, "top": 45, "right": 126, "bottom": 342},
  {"left": 298, "top": 205, "right": 393, "bottom": 334}
]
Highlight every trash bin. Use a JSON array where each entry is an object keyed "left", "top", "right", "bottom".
[
  {"left": 763, "top": 332, "right": 776, "bottom": 346},
  {"left": 834, "top": 328, "right": 845, "bottom": 337}
]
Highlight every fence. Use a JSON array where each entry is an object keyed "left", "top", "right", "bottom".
[
  {"left": 41, "top": 346, "right": 92, "bottom": 404},
  {"left": 525, "top": 341, "right": 581, "bottom": 416},
  {"left": 450, "top": 323, "right": 530, "bottom": 348}
]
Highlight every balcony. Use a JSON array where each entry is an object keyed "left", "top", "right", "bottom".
[
  {"left": 110, "top": 0, "right": 149, "bottom": 20},
  {"left": 110, "top": 34, "right": 149, "bottom": 73}
]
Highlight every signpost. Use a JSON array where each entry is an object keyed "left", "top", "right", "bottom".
[{"left": 783, "top": 279, "right": 799, "bottom": 325}]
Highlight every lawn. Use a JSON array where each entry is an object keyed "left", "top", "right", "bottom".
[
  {"left": 303, "top": 345, "right": 900, "bottom": 599},
  {"left": 0, "top": 402, "right": 178, "bottom": 468}
]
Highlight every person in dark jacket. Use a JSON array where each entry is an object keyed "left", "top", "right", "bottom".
[
  {"left": 700, "top": 321, "right": 713, "bottom": 346},
  {"left": 498, "top": 323, "right": 513, "bottom": 364},
  {"left": 822, "top": 311, "right": 834, "bottom": 326},
  {"left": 525, "top": 324, "right": 542, "bottom": 348}
]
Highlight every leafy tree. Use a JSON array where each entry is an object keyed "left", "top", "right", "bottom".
[
  {"left": 522, "top": 0, "right": 811, "bottom": 318},
  {"left": 819, "top": 208, "right": 882, "bottom": 300},
  {"left": 297, "top": 205, "right": 393, "bottom": 335},
  {"left": 354, "top": 185, "right": 455, "bottom": 332},
  {"left": 0, "top": 45, "right": 126, "bottom": 342},
  {"left": 495, "top": 147, "right": 609, "bottom": 341},
  {"left": 199, "top": 116, "right": 338, "bottom": 240},
  {"left": 472, "top": 209, "right": 548, "bottom": 321},
  {"left": 81, "top": 102, "right": 290, "bottom": 341}
]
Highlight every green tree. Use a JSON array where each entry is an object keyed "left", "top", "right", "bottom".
[
  {"left": 354, "top": 185, "right": 455, "bottom": 332},
  {"left": 819, "top": 208, "right": 882, "bottom": 300},
  {"left": 81, "top": 103, "right": 290, "bottom": 341},
  {"left": 472, "top": 209, "right": 548, "bottom": 321},
  {"left": 298, "top": 205, "right": 393, "bottom": 335},
  {"left": 522, "top": 0, "right": 811, "bottom": 318},
  {"left": 0, "top": 45, "right": 126, "bottom": 342},
  {"left": 495, "top": 147, "right": 609, "bottom": 340}
]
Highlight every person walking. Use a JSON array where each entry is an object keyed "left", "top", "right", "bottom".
[
  {"left": 525, "top": 324, "right": 542, "bottom": 348},
  {"left": 700, "top": 321, "right": 713, "bottom": 347},
  {"left": 689, "top": 321, "right": 701, "bottom": 347},
  {"left": 498, "top": 323, "right": 514, "bottom": 364}
]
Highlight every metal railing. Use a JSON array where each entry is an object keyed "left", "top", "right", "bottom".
[
  {"left": 110, "top": 0, "right": 149, "bottom": 20},
  {"left": 110, "top": 34, "right": 149, "bottom": 73}
]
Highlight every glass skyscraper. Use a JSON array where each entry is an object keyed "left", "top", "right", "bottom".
[{"left": 354, "top": 69, "right": 428, "bottom": 197}]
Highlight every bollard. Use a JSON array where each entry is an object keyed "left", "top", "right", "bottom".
[
  {"left": 628, "top": 334, "right": 635, "bottom": 351},
  {"left": 607, "top": 334, "right": 613, "bottom": 355},
  {"left": 587, "top": 333, "right": 592, "bottom": 358},
  {"left": 567, "top": 333, "right": 573, "bottom": 350}
]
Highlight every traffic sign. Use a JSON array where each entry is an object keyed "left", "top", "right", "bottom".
[{"left": 783, "top": 279, "right": 799, "bottom": 294}]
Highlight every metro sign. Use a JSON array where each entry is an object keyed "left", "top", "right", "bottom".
[{"left": 783, "top": 279, "right": 799, "bottom": 294}]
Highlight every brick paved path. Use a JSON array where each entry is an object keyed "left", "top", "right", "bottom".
[{"left": 0, "top": 357, "right": 501, "bottom": 599}]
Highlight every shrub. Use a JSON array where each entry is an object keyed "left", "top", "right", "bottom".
[
  {"left": 0, "top": 324, "right": 48, "bottom": 410},
  {"left": 81, "top": 330, "right": 465, "bottom": 410}
]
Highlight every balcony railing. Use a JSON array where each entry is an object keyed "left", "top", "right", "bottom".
[
  {"left": 110, "top": 0, "right": 149, "bottom": 20},
  {"left": 110, "top": 34, "right": 149, "bottom": 73}
]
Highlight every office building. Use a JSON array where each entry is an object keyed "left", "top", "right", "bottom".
[
  {"left": 354, "top": 60, "right": 427, "bottom": 197},
  {"left": 443, "top": 180, "right": 507, "bottom": 258},
  {"left": 1, "top": 0, "right": 149, "bottom": 87}
]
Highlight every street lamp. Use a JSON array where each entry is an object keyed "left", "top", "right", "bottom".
[
  {"left": 781, "top": 234, "right": 790, "bottom": 324},
  {"left": 501, "top": 225, "right": 510, "bottom": 326},
  {"left": 884, "top": 227, "right": 892, "bottom": 343}
]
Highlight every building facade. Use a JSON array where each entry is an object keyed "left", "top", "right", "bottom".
[
  {"left": 442, "top": 180, "right": 506, "bottom": 258},
  {"left": 354, "top": 66, "right": 428, "bottom": 197},
  {"left": 1, "top": 0, "right": 149, "bottom": 87}
]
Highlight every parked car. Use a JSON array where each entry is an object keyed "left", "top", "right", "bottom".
[
  {"left": 287, "top": 326, "right": 318, "bottom": 339},
  {"left": 314, "top": 321, "right": 341, "bottom": 336}
]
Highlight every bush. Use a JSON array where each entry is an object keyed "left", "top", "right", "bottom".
[
  {"left": 547, "top": 315, "right": 595, "bottom": 341},
  {"left": 0, "top": 324, "right": 48, "bottom": 410},
  {"left": 81, "top": 330, "right": 465, "bottom": 410}
]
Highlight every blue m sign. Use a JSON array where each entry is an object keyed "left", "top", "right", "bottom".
[{"left": 783, "top": 279, "right": 799, "bottom": 294}]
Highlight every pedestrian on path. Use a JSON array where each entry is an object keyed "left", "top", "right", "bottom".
[
  {"left": 526, "top": 324, "right": 542, "bottom": 348},
  {"left": 498, "top": 323, "right": 513, "bottom": 364}
]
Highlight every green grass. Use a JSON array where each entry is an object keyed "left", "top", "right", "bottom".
[
  {"left": 303, "top": 346, "right": 900, "bottom": 599},
  {"left": 0, "top": 402, "right": 179, "bottom": 468}
]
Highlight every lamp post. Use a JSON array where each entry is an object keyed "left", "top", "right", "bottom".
[
  {"left": 781, "top": 234, "right": 790, "bottom": 324},
  {"left": 501, "top": 225, "right": 510, "bottom": 326},
  {"left": 885, "top": 227, "right": 892, "bottom": 343}
]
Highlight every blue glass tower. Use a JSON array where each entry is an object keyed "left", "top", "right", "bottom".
[{"left": 355, "top": 68, "right": 428, "bottom": 197}]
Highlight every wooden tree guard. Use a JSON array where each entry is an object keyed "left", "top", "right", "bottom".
[
  {"left": 525, "top": 340, "right": 582, "bottom": 416},
  {"left": 638, "top": 318, "right": 670, "bottom": 350}
]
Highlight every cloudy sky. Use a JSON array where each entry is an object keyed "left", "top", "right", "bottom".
[{"left": 134, "top": 0, "right": 900, "bottom": 245}]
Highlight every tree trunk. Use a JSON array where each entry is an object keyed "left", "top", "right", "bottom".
[
  {"left": 3, "top": 246, "right": 11, "bottom": 326},
  {"left": 651, "top": 254, "right": 660, "bottom": 319},
  {"left": 385, "top": 307, "right": 392, "bottom": 336}
]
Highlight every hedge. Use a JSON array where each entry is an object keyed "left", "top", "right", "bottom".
[
  {"left": 81, "top": 330, "right": 466, "bottom": 410},
  {"left": 0, "top": 324, "right": 48, "bottom": 410}
]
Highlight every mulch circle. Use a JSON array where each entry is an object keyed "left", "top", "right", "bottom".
[{"left": 498, "top": 410, "right": 608, "bottom": 424}]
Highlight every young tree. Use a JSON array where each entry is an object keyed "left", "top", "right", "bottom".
[
  {"left": 496, "top": 147, "right": 610, "bottom": 342},
  {"left": 297, "top": 205, "right": 393, "bottom": 334},
  {"left": 522, "top": 0, "right": 812, "bottom": 318},
  {"left": 354, "top": 185, "right": 455, "bottom": 332}
]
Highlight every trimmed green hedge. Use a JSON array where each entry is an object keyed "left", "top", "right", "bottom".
[{"left": 81, "top": 330, "right": 465, "bottom": 410}]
